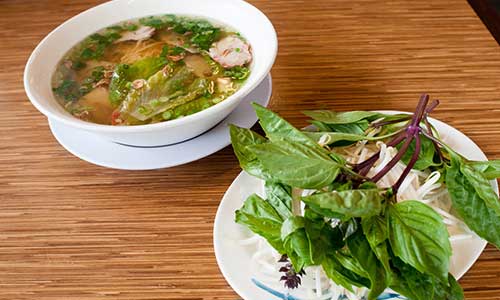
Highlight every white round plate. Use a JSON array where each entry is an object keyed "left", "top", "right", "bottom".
[
  {"left": 48, "top": 75, "right": 272, "bottom": 170},
  {"left": 214, "top": 112, "right": 498, "bottom": 300}
]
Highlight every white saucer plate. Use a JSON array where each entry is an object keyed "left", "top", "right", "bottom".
[
  {"left": 48, "top": 74, "right": 272, "bottom": 170},
  {"left": 213, "top": 112, "right": 498, "bottom": 300}
]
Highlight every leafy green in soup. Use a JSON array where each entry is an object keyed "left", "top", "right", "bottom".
[{"left": 51, "top": 15, "right": 252, "bottom": 125}]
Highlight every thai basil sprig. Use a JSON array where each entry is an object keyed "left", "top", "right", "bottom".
[{"left": 230, "top": 95, "right": 500, "bottom": 300}]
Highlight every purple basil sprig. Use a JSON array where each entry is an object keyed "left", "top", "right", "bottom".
[
  {"left": 278, "top": 255, "right": 306, "bottom": 289},
  {"left": 353, "top": 94, "right": 442, "bottom": 194}
]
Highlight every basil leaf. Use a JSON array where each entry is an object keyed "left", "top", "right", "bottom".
[
  {"left": 308, "top": 120, "right": 369, "bottom": 135},
  {"left": 390, "top": 255, "right": 464, "bottom": 300},
  {"left": 252, "top": 103, "right": 328, "bottom": 154},
  {"left": 235, "top": 194, "right": 284, "bottom": 253},
  {"left": 328, "top": 120, "right": 370, "bottom": 134},
  {"left": 445, "top": 155, "right": 500, "bottom": 248},
  {"left": 322, "top": 254, "right": 371, "bottom": 292},
  {"left": 309, "top": 120, "right": 332, "bottom": 132},
  {"left": 400, "top": 135, "right": 440, "bottom": 171},
  {"left": 304, "top": 130, "right": 398, "bottom": 145},
  {"left": 302, "top": 189, "right": 384, "bottom": 219},
  {"left": 448, "top": 274, "right": 465, "bottom": 300},
  {"left": 388, "top": 201, "right": 452, "bottom": 281},
  {"left": 249, "top": 140, "right": 341, "bottom": 189},
  {"left": 346, "top": 229, "right": 387, "bottom": 300},
  {"left": 460, "top": 162, "right": 500, "bottom": 215},
  {"left": 362, "top": 215, "right": 392, "bottom": 281},
  {"left": 281, "top": 213, "right": 344, "bottom": 270},
  {"left": 339, "top": 218, "right": 359, "bottom": 240},
  {"left": 229, "top": 125, "right": 270, "bottom": 180},
  {"left": 281, "top": 216, "right": 313, "bottom": 270},
  {"left": 389, "top": 255, "right": 436, "bottom": 300},
  {"left": 469, "top": 160, "right": 500, "bottom": 180},
  {"left": 304, "top": 208, "right": 344, "bottom": 262},
  {"left": 303, "top": 110, "right": 381, "bottom": 124},
  {"left": 335, "top": 249, "right": 370, "bottom": 279},
  {"left": 265, "top": 182, "right": 293, "bottom": 220}
]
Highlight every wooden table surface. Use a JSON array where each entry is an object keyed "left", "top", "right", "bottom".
[{"left": 1, "top": 0, "right": 500, "bottom": 299}]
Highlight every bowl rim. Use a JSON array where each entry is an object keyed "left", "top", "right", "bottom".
[{"left": 24, "top": 0, "right": 277, "bottom": 133}]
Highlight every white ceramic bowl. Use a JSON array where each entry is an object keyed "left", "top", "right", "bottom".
[{"left": 24, "top": 0, "right": 277, "bottom": 146}]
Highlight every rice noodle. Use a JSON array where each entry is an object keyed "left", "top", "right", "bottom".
[{"left": 238, "top": 140, "right": 473, "bottom": 300}]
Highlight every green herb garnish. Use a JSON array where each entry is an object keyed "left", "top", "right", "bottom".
[
  {"left": 52, "top": 79, "right": 81, "bottom": 102},
  {"left": 230, "top": 95, "right": 500, "bottom": 299},
  {"left": 224, "top": 66, "right": 250, "bottom": 80},
  {"left": 139, "top": 14, "right": 220, "bottom": 50}
]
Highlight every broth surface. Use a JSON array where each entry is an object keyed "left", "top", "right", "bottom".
[{"left": 52, "top": 15, "right": 252, "bottom": 125}]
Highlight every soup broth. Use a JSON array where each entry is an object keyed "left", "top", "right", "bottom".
[{"left": 52, "top": 15, "right": 252, "bottom": 125}]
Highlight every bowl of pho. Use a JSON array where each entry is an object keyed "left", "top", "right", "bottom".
[{"left": 24, "top": 0, "right": 277, "bottom": 146}]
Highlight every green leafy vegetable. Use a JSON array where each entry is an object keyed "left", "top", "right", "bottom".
[
  {"left": 249, "top": 140, "right": 341, "bottom": 189},
  {"left": 235, "top": 194, "right": 285, "bottom": 253},
  {"left": 161, "top": 96, "right": 213, "bottom": 120},
  {"left": 281, "top": 216, "right": 314, "bottom": 270},
  {"left": 302, "top": 189, "right": 383, "bottom": 219},
  {"left": 346, "top": 229, "right": 387, "bottom": 300},
  {"left": 265, "top": 182, "right": 293, "bottom": 220},
  {"left": 230, "top": 97, "right": 498, "bottom": 299},
  {"left": 109, "top": 57, "right": 167, "bottom": 106},
  {"left": 400, "top": 135, "right": 440, "bottom": 171},
  {"left": 469, "top": 160, "right": 500, "bottom": 180},
  {"left": 389, "top": 255, "right": 438, "bottom": 300},
  {"left": 253, "top": 103, "right": 330, "bottom": 155},
  {"left": 445, "top": 153, "right": 500, "bottom": 248},
  {"left": 362, "top": 215, "right": 392, "bottom": 280},
  {"left": 281, "top": 214, "right": 343, "bottom": 271},
  {"left": 388, "top": 200, "right": 452, "bottom": 281},
  {"left": 229, "top": 125, "right": 270, "bottom": 180},
  {"left": 460, "top": 161, "right": 500, "bottom": 215},
  {"left": 119, "top": 66, "right": 203, "bottom": 121},
  {"left": 303, "top": 110, "right": 381, "bottom": 124},
  {"left": 322, "top": 254, "right": 371, "bottom": 291},
  {"left": 390, "top": 255, "right": 464, "bottom": 300}
]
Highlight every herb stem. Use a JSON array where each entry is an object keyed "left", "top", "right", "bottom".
[
  {"left": 371, "top": 134, "right": 414, "bottom": 183},
  {"left": 425, "top": 99, "right": 440, "bottom": 114},
  {"left": 410, "top": 94, "right": 430, "bottom": 127},
  {"left": 371, "top": 117, "right": 411, "bottom": 128},
  {"left": 393, "top": 134, "right": 421, "bottom": 193},
  {"left": 291, "top": 188, "right": 303, "bottom": 216},
  {"left": 353, "top": 131, "right": 406, "bottom": 174},
  {"left": 423, "top": 116, "right": 444, "bottom": 163}
]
